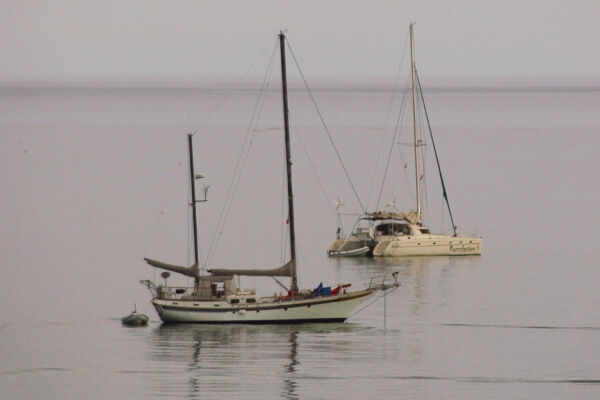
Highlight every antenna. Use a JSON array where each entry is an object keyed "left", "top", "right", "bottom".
[
  {"left": 195, "top": 173, "right": 210, "bottom": 202},
  {"left": 385, "top": 196, "right": 399, "bottom": 212},
  {"left": 160, "top": 271, "right": 170, "bottom": 286}
]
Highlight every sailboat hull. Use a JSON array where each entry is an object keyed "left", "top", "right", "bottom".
[
  {"left": 151, "top": 289, "right": 375, "bottom": 324},
  {"left": 373, "top": 235, "right": 482, "bottom": 257}
]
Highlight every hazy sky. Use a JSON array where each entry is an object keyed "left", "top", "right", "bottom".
[{"left": 2, "top": 0, "right": 599, "bottom": 85}]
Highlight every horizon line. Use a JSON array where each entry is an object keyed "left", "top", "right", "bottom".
[{"left": 2, "top": 76, "right": 600, "bottom": 92}]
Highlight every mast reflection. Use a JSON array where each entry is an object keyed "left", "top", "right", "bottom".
[{"left": 150, "top": 323, "right": 360, "bottom": 399}]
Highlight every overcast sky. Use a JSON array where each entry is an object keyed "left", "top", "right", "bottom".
[{"left": 2, "top": 0, "right": 599, "bottom": 85}]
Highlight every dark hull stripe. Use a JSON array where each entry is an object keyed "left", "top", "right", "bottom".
[{"left": 160, "top": 318, "right": 347, "bottom": 325}]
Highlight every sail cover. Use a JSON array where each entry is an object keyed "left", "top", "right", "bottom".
[
  {"left": 208, "top": 259, "right": 294, "bottom": 277},
  {"left": 144, "top": 258, "right": 200, "bottom": 279}
]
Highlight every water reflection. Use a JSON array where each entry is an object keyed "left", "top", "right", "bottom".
[
  {"left": 150, "top": 323, "right": 365, "bottom": 399},
  {"left": 283, "top": 330, "right": 299, "bottom": 400}
]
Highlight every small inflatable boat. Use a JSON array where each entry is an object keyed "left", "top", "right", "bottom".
[
  {"left": 327, "top": 246, "right": 370, "bottom": 257},
  {"left": 121, "top": 305, "right": 149, "bottom": 326}
]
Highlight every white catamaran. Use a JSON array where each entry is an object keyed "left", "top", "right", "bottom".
[
  {"left": 329, "top": 24, "right": 482, "bottom": 257},
  {"left": 141, "top": 32, "right": 398, "bottom": 323}
]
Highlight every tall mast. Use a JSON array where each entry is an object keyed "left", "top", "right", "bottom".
[
  {"left": 410, "top": 23, "right": 422, "bottom": 223},
  {"left": 187, "top": 134, "right": 200, "bottom": 268},
  {"left": 279, "top": 31, "right": 298, "bottom": 292}
]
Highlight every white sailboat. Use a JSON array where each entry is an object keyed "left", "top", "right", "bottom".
[
  {"left": 141, "top": 32, "right": 398, "bottom": 323},
  {"left": 330, "top": 24, "right": 482, "bottom": 257}
]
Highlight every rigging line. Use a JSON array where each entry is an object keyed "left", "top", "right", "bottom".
[
  {"left": 194, "top": 37, "right": 278, "bottom": 131},
  {"left": 207, "top": 45, "right": 278, "bottom": 267},
  {"left": 280, "top": 140, "right": 287, "bottom": 263},
  {"left": 417, "top": 93, "right": 429, "bottom": 223},
  {"left": 396, "top": 123, "right": 415, "bottom": 209},
  {"left": 382, "top": 33, "right": 411, "bottom": 134},
  {"left": 213, "top": 57, "right": 276, "bottom": 259},
  {"left": 143, "top": 147, "right": 185, "bottom": 261},
  {"left": 439, "top": 196, "right": 446, "bottom": 233},
  {"left": 346, "top": 215, "right": 363, "bottom": 241},
  {"left": 376, "top": 73, "right": 411, "bottom": 211},
  {"left": 284, "top": 37, "right": 366, "bottom": 214},
  {"left": 365, "top": 129, "right": 387, "bottom": 210},
  {"left": 365, "top": 32, "right": 410, "bottom": 209},
  {"left": 203, "top": 43, "right": 279, "bottom": 268},
  {"left": 187, "top": 187, "right": 191, "bottom": 266},
  {"left": 282, "top": 217, "right": 289, "bottom": 264},
  {"left": 205, "top": 46, "right": 277, "bottom": 268},
  {"left": 347, "top": 286, "right": 400, "bottom": 319},
  {"left": 416, "top": 70, "right": 457, "bottom": 235},
  {"left": 289, "top": 112, "right": 340, "bottom": 226},
  {"left": 187, "top": 186, "right": 191, "bottom": 287},
  {"left": 396, "top": 147, "right": 413, "bottom": 205}
]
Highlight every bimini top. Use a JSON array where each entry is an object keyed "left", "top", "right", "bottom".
[
  {"left": 361, "top": 210, "right": 420, "bottom": 224},
  {"left": 208, "top": 259, "right": 294, "bottom": 278}
]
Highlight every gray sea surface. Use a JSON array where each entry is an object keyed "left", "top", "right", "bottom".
[{"left": 1, "top": 85, "right": 599, "bottom": 399}]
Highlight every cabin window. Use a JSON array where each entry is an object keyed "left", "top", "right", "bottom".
[
  {"left": 247, "top": 298, "right": 256, "bottom": 303},
  {"left": 230, "top": 298, "right": 240, "bottom": 304},
  {"left": 420, "top": 228, "right": 430, "bottom": 234}
]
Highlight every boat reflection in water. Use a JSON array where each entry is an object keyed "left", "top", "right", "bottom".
[{"left": 149, "top": 323, "right": 368, "bottom": 399}]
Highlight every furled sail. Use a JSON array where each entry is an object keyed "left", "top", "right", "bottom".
[
  {"left": 144, "top": 257, "right": 200, "bottom": 279},
  {"left": 208, "top": 259, "right": 294, "bottom": 277}
]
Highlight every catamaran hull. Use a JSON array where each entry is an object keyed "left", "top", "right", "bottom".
[
  {"left": 373, "top": 236, "right": 482, "bottom": 257},
  {"left": 151, "top": 290, "right": 375, "bottom": 324}
]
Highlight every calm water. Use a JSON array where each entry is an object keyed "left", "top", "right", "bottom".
[{"left": 1, "top": 85, "right": 599, "bottom": 399}]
